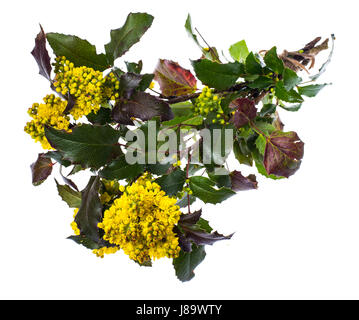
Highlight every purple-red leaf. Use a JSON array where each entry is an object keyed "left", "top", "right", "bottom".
[
  {"left": 31, "top": 25, "right": 52, "bottom": 81},
  {"left": 177, "top": 209, "right": 232, "bottom": 251},
  {"left": 230, "top": 171, "right": 258, "bottom": 191},
  {"left": 264, "top": 131, "right": 304, "bottom": 178},
  {"left": 154, "top": 59, "right": 197, "bottom": 96},
  {"left": 181, "top": 225, "right": 233, "bottom": 247},
  {"left": 230, "top": 98, "right": 257, "bottom": 128},
  {"left": 112, "top": 91, "right": 174, "bottom": 124},
  {"left": 30, "top": 153, "right": 53, "bottom": 186}
]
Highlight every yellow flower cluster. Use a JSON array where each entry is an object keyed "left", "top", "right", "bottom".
[
  {"left": 93, "top": 246, "right": 119, "bottom": 258},
  {"left": 193, "top": 86, "right": 226, "bottom": 124},
  {"left": 98, "top": 173, "right": 182, "bottom": 264},
  {"left": 24, "top": 94, "right": 70, "bottom": 149},
  {"left": 100, "top": 179, "right": 126, "bottom": 204},
  {"left": 53, "top": 56, "right": 120, "bottom": 120},
  {"left": 71, "top": 209, "right": 80, "bottom": 236}
]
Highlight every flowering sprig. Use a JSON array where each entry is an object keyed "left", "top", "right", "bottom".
[{"left": 26, "top": 13, "right": 333, "bottom": 281}]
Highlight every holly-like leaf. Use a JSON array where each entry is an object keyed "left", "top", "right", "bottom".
[
  {"left": 275, "top": 80, "right": 304, "bottom": 103},
  {"left": 161, "top": 114, "right": 203, "bottom": 128},
  {"left": 264, "top": 131, "right": 304, "bottom": 178},
  {"left": 229, "top": 40, "right": 249, "bottom": 62},
  {"left": 30, "top": 153, "right": 53, "bottom": 186},
  {"left": 264, "top": 46, "right": 284, "bottom": 74},
  {"left": 297, "top": 84, "right": 328, "bottom": 97},
  {"left": 75, "top": 176, "right": 102, "bottom": 242},
  {"left": 125, "top": 60, "right": 143, "bottom": 74},
  {"left": 44, "top": 151, "right": 71, "bottom": 167},
  {"left": 245, "top": 52, "right": 262, "bottom": 75},
  {"left": 112, "top": 92, "right": 174, "bottom": 125},
  {"left": 45, "top": 124, "right": 123, "bottom": 169},
  {"left": 230, "top": 98, "right": 257, "bottom": 129},
  {"left": 67, "top": 235, "right": 102, "bottom": 250},
  {"left": 283, "top": 68, "right": 302, "bottom": 91},
  {"left": 31, "top": 25, "right": 52, "bottom": 81},
  {"left": 154, "top": 59, "right": 197, "bottom": 97},
  {"left": 233, "top": 138, "right": 253, "bottom": 166},
  {"left": 259, "top": 103, "right": 277, "bottom": 117},
  {"left": 191, "top": 59, "right": 244, "bottom": 90},
  {"left": 46, "top": 33, "right": 109, "bottom": 71},
  {"left": 99, "top": 155, "right": 144, "bottom": 180},
  {"left": 105, "top": 12, "right": 154, "bottom": 64},
  {"left": 55, "top": 179, "right": 81, "bottom": 208},
  {"left": 189, "top": 176, "right": 235, "bottom": 204},
  {"left": 230, "top": 171, "right": 258, "bottom": 191},
  {"left": 248, "top": 76, "right": 275, "bottom": 89},
  {"left": 180, "top": 225, "right": 233, "bottom": 247},
  {"left": 155, "top": 169, "right": 186, "bottom": 196},
  {"left": 86, "top": 107, "right": 112, "bottom": 125},
  {"left": 173, "top": 244, "right": 206, "bottom": 282}
]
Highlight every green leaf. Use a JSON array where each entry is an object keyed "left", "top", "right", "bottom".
[
  {"left": 55, "top": 179, "right": 81, "bottom": 208},
  {"left": 67, "top": 235, "right": 102, "bottom": 250},
  {"left": 170, "top": 102, "right": 194, "bottom": 117},
  {"left": 229, "top": 40, "right": 249, "bottom": 62},
  {"left": 233, "top": 138, "right": 253, "bottom": 166},
  {"left": 189, "top": 176, "right": 235, "bottom": 204},
  {"left": 253, "top": 120, "right": 275, "bottom": 135},
  {"left": 207, "top": 169, "right": 231, "bottom": 188},
  {"left": 275, "top": 81, "right": 304, "bottom": 103},
  {"left": 283, "top": 68, "right": 302, "bottom": 91},
  {"left": 248, "top": 76, "right": 275, "bottom": 89},
  {"left": 104, "top": 12, "right": 154, "bottom": 64},
  {"left": 145, "top": 163, "right": 171, "bottom": 175},
  {"left": 44, "top": 151, "right": 71, "bottom": 167},
  {"left": 297, "top": 84, "right": 328, "bottom": 97},
  {"left": 191, "top": 59, "right": 244, "bottom": 90},
  {"left": 45, "top": 124, "right": 123, "bottom": 169},
  {"left": 155, "top": 169, "right": 186, "bottom": 196},
  {"left": 75, "top": 176, "right": 102, "bottom": 242},
  {"left": 173, "top": 244, "right": 206, "bottom": 282},
  {"left": 245, "top": 52, "right": 262, "bottom": 75},
  {"left": 184, "top": 14, "right": 201, "bottom": 49},
  {"left": 176, "top": 192, "right": 197, "bottom": 208},
  {"left": 259, "top": 103, "right": 276, "bottom": 117},
  {"left": 30, "top": 153, "right": 53, "bottom": 186},
  {"left": 279, "top": 103, "right": 302, "bottom": 112},
  {"left": 125, "top": 60, "right": 143, "bottom": 74},
  {"left": 46, "top": 33, "right": 109, "bottom": 71},
  {"left": 99, "top": 155, "right": 144, "bottom": 180},
  {"left": 161, "top": 114, "right": 203, "bottom": 127},
  {"left": 264, "top": 47, "right": 284, "bottom": 74},
  {"left": 86, "top": 107, "right": 112, "bottom": 125},
  {"left": 255, "top": 134, "right": 267, "bottom": 155}
]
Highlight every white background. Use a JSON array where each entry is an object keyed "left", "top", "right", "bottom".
[{"left": 1, "top": 0, "right": 358, "bottom": 299}]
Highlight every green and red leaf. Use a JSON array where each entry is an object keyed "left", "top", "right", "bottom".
[{"left": 154, "top": 59, "right": 197, "bottom": 96}]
